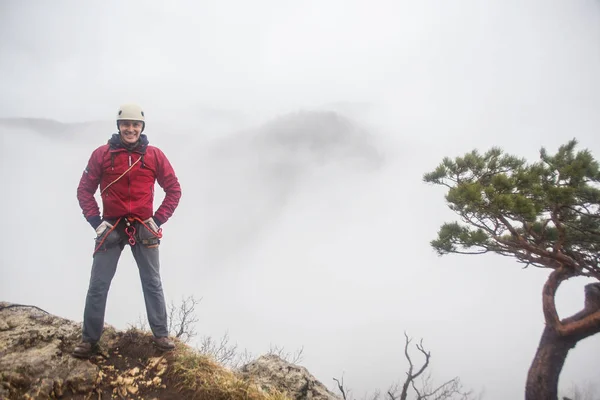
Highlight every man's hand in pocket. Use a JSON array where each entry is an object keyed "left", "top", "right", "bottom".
[
  {"left": 144, "top": 218, "right": 159, "bottom": 233},
  {"left": 95, "top": 221, "right": 114, "bottom": 236}
]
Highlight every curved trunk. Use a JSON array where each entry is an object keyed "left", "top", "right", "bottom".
[
  {"left": 525, "top": 278, "right": 600, "bottom": 400},
  {"left": 525, "top": 325, "right": 577, "bottom": 400}
]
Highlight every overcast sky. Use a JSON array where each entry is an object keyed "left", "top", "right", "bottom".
[{"left": 1, "top": 1, "right": 600, "bottom": 399}]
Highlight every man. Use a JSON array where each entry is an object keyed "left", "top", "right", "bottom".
[{"left": 73, "top": 103, "right": 182, "bottom": 358}]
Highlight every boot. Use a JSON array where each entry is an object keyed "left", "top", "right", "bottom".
[
  {"left": 153, "top": 336, "right": 175, "bottom": 351},
  {"left": 72, "top": 341, "right": 98, "bottom": 359}
]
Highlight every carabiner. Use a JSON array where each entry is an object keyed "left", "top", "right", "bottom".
[{"left": 125, "top": 225, "right": 137, "bottom": 246}]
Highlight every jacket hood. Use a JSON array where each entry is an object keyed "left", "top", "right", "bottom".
[{"left": 108, "top": 133, "right": 149, "bottom": 153}]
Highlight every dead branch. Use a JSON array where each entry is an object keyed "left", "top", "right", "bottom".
[
  {"left": 268, "top": 343, "right": 304, "bottom": 364},
  {"left": 198, "top": 332, "right": 239, "bottom": 365},
  {"left": 387, "top": 382, "right": 399, "bottom": 400},
  {"left": 399, "top": 332, "right": 431, "bottom": 400},
  {"left": 167, "top": 295, "right": 201, "bottom": 343},
  {"left": 334, "top": 375, "right": 349, "bottom": 400}
]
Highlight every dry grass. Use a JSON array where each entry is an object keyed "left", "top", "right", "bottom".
[{"left": 166, "top": 341, "right": 292, "bottom": 400}]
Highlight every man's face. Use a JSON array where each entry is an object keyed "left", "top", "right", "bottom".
[{"left": 118, "top": 120, "right": 143, "bottom": 144}]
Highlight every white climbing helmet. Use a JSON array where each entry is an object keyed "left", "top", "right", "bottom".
[{"left": 116, "top": 103, "right": 145, "bottom": 131}]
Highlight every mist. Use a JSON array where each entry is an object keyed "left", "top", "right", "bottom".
[{"left": 2, "top": 1, "right": 600, "bottom": 399}]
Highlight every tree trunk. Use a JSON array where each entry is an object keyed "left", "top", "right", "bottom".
[
  {"left": 525, "top": 281, "right": 600, "bottom": 400},
  {"left": 525, "top": 325, "right": 577, "bottom": 400}
]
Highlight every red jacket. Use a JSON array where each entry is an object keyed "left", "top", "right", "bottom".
[{"left": 77, "top": 134, "right": 181, "bottom": 226}]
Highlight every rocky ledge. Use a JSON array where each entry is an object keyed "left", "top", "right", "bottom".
[{"left": 0, "top": 302, "right": 340, "bottom": 400}]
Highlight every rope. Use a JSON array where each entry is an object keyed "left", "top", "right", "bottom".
[
  {"left": 100, "top": 156, "right": 141, "bottom": 196},
  {"left": 130, "top": 216, "right": 163, "bottom": 240}
]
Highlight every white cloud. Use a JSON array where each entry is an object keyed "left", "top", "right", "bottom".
[{"left": 1, "top": 0, "right": 600, "bottom": 398}]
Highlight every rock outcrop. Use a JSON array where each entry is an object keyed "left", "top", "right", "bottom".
[
  {"left": 240, "top": 355, "right": 340, "bottom": 400},
  {"left": 0, "top": 303, "right": 100, "bottom": 399},
  {"left": 0, "top": 302, "right": 340, "bottom": 400}
]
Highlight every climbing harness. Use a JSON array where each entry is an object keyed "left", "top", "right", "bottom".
[{"left": 93, "top": 216, "right": 163, "bottom": 255}]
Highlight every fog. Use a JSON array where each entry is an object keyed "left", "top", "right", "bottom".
[{"left": 1, "top": 1, "right": 600, "bottom": 399}]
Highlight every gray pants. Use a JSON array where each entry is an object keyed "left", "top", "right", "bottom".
[{"left": 82, "top": 220, "right": 168, "bottom": 343}]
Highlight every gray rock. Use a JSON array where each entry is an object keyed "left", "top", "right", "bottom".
[
  {"left": 0, "top": 302, "right": 99, "bottom": 398},
  {"left": 0, "top": 319, "right": 9, "bottom": 331},
  {"left": 240, "top": 354, "right": 341, "bottom": 400}
]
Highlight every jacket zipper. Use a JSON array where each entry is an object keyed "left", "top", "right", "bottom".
[{"left": 128, "top": 153, "right": 132, "bottom": 215}]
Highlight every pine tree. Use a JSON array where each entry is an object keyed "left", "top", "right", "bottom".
[{"left": 424, "top": 139, "right": 600, "bottom": 400}]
